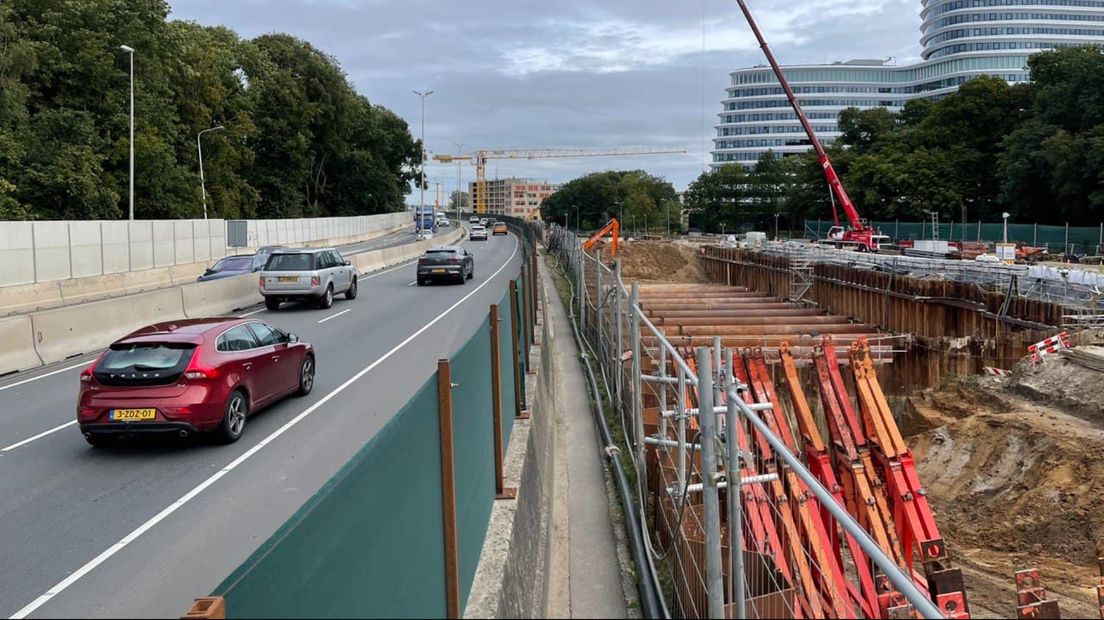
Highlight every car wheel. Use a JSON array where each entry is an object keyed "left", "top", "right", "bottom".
[
  {"left": 417, "top": 278, "right": 427, "bottom": 286},
  {"left": 467, "top": 265, "right": 474, "bottom": 280},
  {"left": 265, "top": 297, "right": 281, "bottom": 311},
  {"left": 296, "top": 355, "right": 315, "bottom": 396},
  {"left": 345, "top": 277, "right": 358, "bottom": 300},
  {"left": 319, "top": 285, "right": 334, "bottom": 309},
  {"left": 84, "top": 434, "right": 112, "bottom": 448},
  {"left": 217, "top": 390, "right": 248, "bottom": 444}
]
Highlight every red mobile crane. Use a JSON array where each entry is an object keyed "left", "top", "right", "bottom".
[{"left": 735, "top": 0, "right": 888, "bottom": 252}]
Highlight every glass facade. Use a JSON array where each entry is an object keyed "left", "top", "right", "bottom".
[{"left": 712, "top": 0, "right": 1104, "bottom": 167}]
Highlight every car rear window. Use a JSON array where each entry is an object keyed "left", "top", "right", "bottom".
[
  {"left": 94, "top": 343, "right": 197, "bottom": 386},
  {"left": 214, "top": 256, "right": 252, "bottom": 271},
  {"left": 265, "top": 253, "right": 316, "bottom": 271}
]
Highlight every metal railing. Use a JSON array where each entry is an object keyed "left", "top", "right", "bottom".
[{"left": 546, "top": 225, "right": 945, "bottom": 619}]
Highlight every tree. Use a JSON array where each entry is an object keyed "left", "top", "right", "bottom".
[
  {"left": 683, "top": 165, "right": 749, "bottom": 233},
  {"left": 448, "top": 190, "right": 470, "bottom": 211},
  {"left": 541, "top": 170, "right": 676, "bottom": 230},
  {"left": 838, "top": 107, "right": 897, "bottom": 153}
]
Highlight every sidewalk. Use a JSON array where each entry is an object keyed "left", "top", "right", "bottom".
[{"left": 543, "top": 258, "right": 632, "bottom": 619}]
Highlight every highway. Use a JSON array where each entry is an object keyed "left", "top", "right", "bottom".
[{"left": 0, "top": 229, "right": 521, "bottom": 618}]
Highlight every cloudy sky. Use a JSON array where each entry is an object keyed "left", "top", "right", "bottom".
[{"left": 168, "top": 0, "right": 925, "bottom": 193}]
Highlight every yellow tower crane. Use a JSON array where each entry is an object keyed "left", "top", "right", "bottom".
[{"left": 432, "top": 147, "right": 686, "bottom": 220}]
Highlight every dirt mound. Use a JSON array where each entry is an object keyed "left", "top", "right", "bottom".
[
  {"left": 590, "top": 240, "right": 707, "bottom": 284},
  {"left": 1010, "top": 352, "right": 1104, "bottom": 425},
  {"left": 907, "top": 377, "right": 1104, "bottom": 617}
]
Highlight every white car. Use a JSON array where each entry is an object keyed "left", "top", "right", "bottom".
[
  {"left": 436, "top": 216, "right": 451, "bottom": 228},
  {"left": 469, "top": 216, "right": 480, "bottom": 224},
  {"left": 479, "top": 218, "right": 488, "bottom": 227},
  {"left": 470, "top": 225, "right": 488, "bottom": 241}
]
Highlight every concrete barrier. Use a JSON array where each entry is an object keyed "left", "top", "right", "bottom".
[
  {"left": 0, "top": 315, "right": 42, "bottom": 375},
  {"left": 180, "top": 275, "right": 263, "bottom": 319},
  {"left": 31, "top": 288, "right": 186, "bottom": 365}
]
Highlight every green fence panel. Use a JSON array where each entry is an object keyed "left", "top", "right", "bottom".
[
  {"left": 805, "top": 219, "right": 1104, "bottom": 253},
  {"left": 498, "top": 290, "right": 517, "bottom": 447},
  {"left": 215, "top": 377, "right": 446, "bottom": 618},
  {"left": 448, "top": 317, "right": 496, "bottom": 608}
]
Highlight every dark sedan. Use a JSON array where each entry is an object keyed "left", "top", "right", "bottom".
[
  {"left": 416, "top": 246, "right": 474, "bottom": 285},
  {"left": 197, "top": 246, "right": 289, "bottom": 282}
]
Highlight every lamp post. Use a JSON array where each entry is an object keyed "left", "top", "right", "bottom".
[
  {"left": 197, "top": 125, "right": 225, "bottom": 220},
  {"left": 413, "top": 89, "right": 433, "bottom": 236},
  {"left": 1002, "top": 212, "right": 1011, "bottom": 244},
  {"left": 120, "top": 44, "right": 135, "bottom": 220},
  {"left": 454, "top": 142, "right": 464, "bottom": 222},
  {"left": 774, "top": 212, "right": 781, "bottom": 241}
]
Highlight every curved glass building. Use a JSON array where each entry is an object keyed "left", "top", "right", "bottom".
[{"left": 712, "top": 0, "right": 1104, "bottom": 166}]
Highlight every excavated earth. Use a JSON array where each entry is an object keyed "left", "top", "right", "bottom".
[
  {"left": 590, "top": 239, "right": 708, "bottom": 284},
  {"left": 907, "top": 355, "right": 1104, "bottom": 618}
]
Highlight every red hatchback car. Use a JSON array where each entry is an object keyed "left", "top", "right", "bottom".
[{"left": 78, "top": 318, "right": 315, "bottom": 446}]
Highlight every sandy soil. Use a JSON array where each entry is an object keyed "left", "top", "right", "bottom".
[
  {"left": 907, "top": 359, "right": 1104, "bottom": 618},
  {"left": 589, "top": 239, "right": 708, "bottom": 284}
]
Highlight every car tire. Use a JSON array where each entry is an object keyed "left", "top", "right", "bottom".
[
  {"left": 467, "top": 267, "right": 474, "bottom": 280},
  {"left": 265, "top": 297, "right": 281, "bottom": 311},
  {"left": 417, "top": 278, "right": 427, "bottom": 286},
  {"left": 217, "top": 390, "right": 248, "bottom": 444},
  {"left": 84, "top": 434, "right": 111, "bottom": 448},
  {"left": 319, "top": 285, "right": 334, "bottom": 309},
  {"left": 296, "top": 355, "right": 315, "bottom": 396},
  {"left": 345, "top": 277, "right": 358, "bottom": 300}
]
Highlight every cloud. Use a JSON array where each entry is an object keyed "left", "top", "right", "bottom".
[{"left": 168, "top": 0, "right": 923, "bottom": 192}]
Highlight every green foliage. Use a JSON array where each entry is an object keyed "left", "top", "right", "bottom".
[
  {"left": 448, "top": 190, "right": 470, "bottom": 211},
  {"left": 540, "top": 170, "right": 678, "bottom": 232},
  {"left": 0, "top": 0, "right": 417, "bottom": 220}
]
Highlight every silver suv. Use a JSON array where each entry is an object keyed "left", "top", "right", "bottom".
[{"left": 259, "top": 248, "right": 358, "bottom": 311}]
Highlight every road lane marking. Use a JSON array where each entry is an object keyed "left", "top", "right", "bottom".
[
  {"left": 238, "top": 308, "right": 266, "bottom": 317},
  {"left": 2, "top": 421, "right": 78, "bottom": 453},
  {"left": 0, "top": 361, "right": 90, "bottom": 394},
  {"left": 407, "top": 281, "right": 417, "bottom": 286},
  {"left": 8, "top": 234, "right": 519, "bottom": 620},
  {"left": 316, "top": 309, "right": 352, "bottom": 324}
]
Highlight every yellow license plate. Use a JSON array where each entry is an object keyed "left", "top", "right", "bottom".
[
  {"left": 432, "top": 269, "right": 447, "bottom": 274},
  {"left": 278, "top": 276, "right": 298, "bottom": 283},
  {"left": 111, "top": 408, "right": 157, "bottom": 421}
]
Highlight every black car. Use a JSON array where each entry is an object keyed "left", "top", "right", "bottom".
[
  {"left": 197, "top": 246, "right": 289, "bottom": 282},
  {"left": 416, "top": 246, "right": 474, "bottom": 286}
]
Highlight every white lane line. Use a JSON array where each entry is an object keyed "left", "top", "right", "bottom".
[
  {"left": 316, "top": 309, "right": 351, "bottom": 324},
  {"left": 407, "top": 281, "right": 417, "bottom": 286},
  {"left": 8, "top": 234, "right": 520, "bottom": 620},
  {"left": 0, "top": 361, "right": 90, "bottom": 394},
  {"left": 1, "top": 421, "right": 78, "bottom": 453},
  {"left": 238, "top": 308, "right": 266, "bottom": 318}
]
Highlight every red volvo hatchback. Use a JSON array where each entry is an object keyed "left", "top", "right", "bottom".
[{"left": 78, "top": 318, "right": 315, "bottom": 446}]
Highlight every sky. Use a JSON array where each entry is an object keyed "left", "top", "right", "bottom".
[{"left": 167, "top": 0, "right": 926, "bottom": 194}]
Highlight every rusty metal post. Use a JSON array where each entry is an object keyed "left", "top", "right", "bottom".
[
  {"left": 182, "top": 597, "right": 225, "bottom": 619},
  {"left": 437, "top": 359, "right": 461, "bottom": 619},
  {"left": 509, "top": 279, "right": 529, "bottom": 419},
  {"left": 522, "top": 263, "right": 533, "bottom": 362},
  {"left": 489, "top": 304, "right": 516, "bottom": 500}
]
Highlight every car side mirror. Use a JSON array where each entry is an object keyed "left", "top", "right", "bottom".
[
  {"left": 204, "top": 268, "right": 214, "bottom": 275},
  {"left": 288, "top": 333, "right": 300, "bottom": 344},
  {"left": 343, "top": 260, "right": 351, "bottom": 266}
]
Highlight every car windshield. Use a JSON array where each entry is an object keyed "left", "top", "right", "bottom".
[
  {"left": 265, "top": 253, "right": 315, "bottom": 271},
  {"left": 213, "top": 256, "right": 252, "bottom": 271},
  {"left": 95, "top": 342, "right": 197, "bottom": 386}
]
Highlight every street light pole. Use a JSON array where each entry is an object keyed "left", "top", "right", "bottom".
[
  {"left": 413, "top": 89, "right": 433, "bottom": 236},
  {"left": 120, "top": 44, "right": 136, "bottom": 220},
  {"left": 454, "top": 142, "right": 464, "bottom": 222},
  {"left": 197, "top": 125, "right": 225, "bottom": 220},
  {"left": 774, "top": 212, "right": 781, "bottom": 240}
]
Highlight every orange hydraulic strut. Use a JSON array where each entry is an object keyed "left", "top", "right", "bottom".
[
  {"left": 582, "top": 218, "right": 620, "bottom": 256},
  {"left": 849, "top": 339, "right": 971, "bottom": 619},
  {"left": 780, "top": 343, "right": 873, "bottom": 618}
]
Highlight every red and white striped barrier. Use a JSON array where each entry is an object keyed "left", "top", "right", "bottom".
[
  {"left": 1028, "top": 331, "right": 1072, "bottom": 362},
  {"left": 983, "top": 367, "right": 1012, "bottom": 377}
]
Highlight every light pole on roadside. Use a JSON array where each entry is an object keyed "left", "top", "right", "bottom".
[
  {"left": 413, "top": 89, "right": 433, "bottom": 236},
  {"left": 774, "top": 212, "right": 781, "bottom": 241},
  {"left": 454, "top": 142, "right": 464, "bottom": 222},
  {"left": 197, "top": 125, "right": 225, "bottom": 220},
  {"left": 120, "top": 44, "right": 136, "bottom": 220},
  {"left": 1002, "top": 212, "right": 1011, "bottom": 244}
]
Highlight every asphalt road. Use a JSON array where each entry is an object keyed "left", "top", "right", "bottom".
[{"left": 0, "top": 229, "right": 520, "bottom": 618}]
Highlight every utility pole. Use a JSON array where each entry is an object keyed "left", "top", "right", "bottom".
[
  {"left": 454, "top": 142, "right": 464, "bottom": 222},
  {"left": 197, "top": 125, "right": 225, "bottom": 220},
  {"left": 120, "top": 45, "right": 136, "bottom": 220},
  {"left": 413, "top": 89, "right": 433, "bottom": 236}
]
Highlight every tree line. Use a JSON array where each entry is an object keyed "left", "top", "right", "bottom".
[
  {"left": 683, "top": 45, "right": 1104, "bottom": 234},
  {"left": 540, "top": 170, "right": 680, "bottom": 233},
  {"left": 0, "top": 0, "right": 421, "bottom": 221}
]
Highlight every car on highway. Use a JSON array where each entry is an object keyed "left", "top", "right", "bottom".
[
  {"left": 479, "top": 218, "right": 488, "bottom": 227},
  {"left": 416, "top": 246, "right": 474, "bottom": 286},
  {"left": 492, "top": 222, "right": 508, "bottom": 236},
  {"left": 259, "top": 248, "right": 358, "bottom": 311},
  {"left": 197, "top": 246, "right": 290, "bottom": 282},
  {"left": 436, "top": 214, "right": 451, "bottom": 227},
  {"left": 469, "top": 216, "right": 480, "bottom": 224},
  {"left": 77, "top": 318, "right": 315, "bottom": 446},
  {"left": 470, "top": 225, "right": 488, "bottom": 241}
]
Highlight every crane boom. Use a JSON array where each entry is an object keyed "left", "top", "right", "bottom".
[
  {"left": 735, "top": 0, "right": 880, "bottom": 251},
  {"left": 432, "top": 147, "right": 685, "bottom": 216}
]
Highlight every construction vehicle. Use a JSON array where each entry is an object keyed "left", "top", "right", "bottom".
[
  {"left": 582, "top": 218, "right": 620, "bottom": 257},
  {"left": 431, "top": 147, "right": 685, "bottom": 220},
  {"left": 735, "top": 0, "right": 888, "bottom": 253}
]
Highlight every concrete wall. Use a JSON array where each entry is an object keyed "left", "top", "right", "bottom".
[
  {"left": 232, "top": 212, "right": 409, "bottom": 248},
  {"left": 0, "top": 219, "right": 227, "bottom": 287},
  {"left": 465, "top": 261, "right": 556, "bottom": 619}
]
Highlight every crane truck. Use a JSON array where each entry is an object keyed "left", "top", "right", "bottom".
[{"left": 735, "top": 0, "right": 889, "bottom": 252}]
